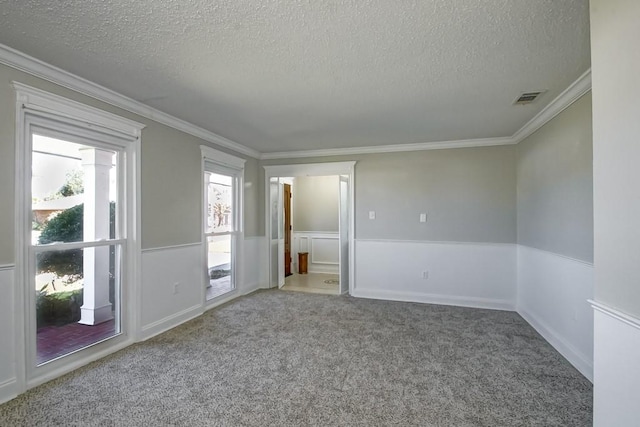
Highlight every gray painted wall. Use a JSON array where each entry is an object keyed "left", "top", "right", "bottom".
[
  {"left": 293, "top": 175, "right": 339, "bottom": 232},
  {"left": 591, "top": 0, "right": 640, "bottom": 317},
  {"left": 261, "top": 144, "right": 517, "bottom": 243},
  {"left": 517, "top": 93, "right": 593, "bottom": 262},
  {"left": 0, "top": 62, "right": 260, "bottom": 265}
]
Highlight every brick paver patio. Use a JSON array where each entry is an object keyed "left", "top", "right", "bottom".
[{"left": 37, "top": 319, "right": 116, "bottom": 365}]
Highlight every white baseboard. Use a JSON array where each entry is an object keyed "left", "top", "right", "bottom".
[
  {"left": 518, "top": 308, "right": 593, "bottom": 382},
  {"left": 241, "top": 282, "right": 261, "bottom": 295},
  {"left": 592, "top": 301, "right": 640, "bottom": 426},
  {"left": 0, "top": 267, "right": 15, "bottom": 404},
  {"left": 140, "top": 304, "right": 203, "bottom": 341},
  {"left": 307, "top": 265, "right": 340, "bottom": 274},
  {"left": 352, "top": 288, "right": 514, "bottom": 311},
  {"left": 517, "top": 245, "right": 593, "bottom": 381},
  {"left": 0, "top": 378, "right": 18, "bottom": 405}
]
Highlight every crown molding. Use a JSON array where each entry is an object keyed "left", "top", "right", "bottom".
[
  {"left": 512, "top": 68, "right": 592, "bottom": 143},
  {"left": 261, "top": 69, "right": 592, "bottom": 160},
  {"left": 260, "top": 136, "right": 517, "bottom": 160},
  {"left": 0, "top": 43, "right": 590, "bottom": 161},
  {"left": 0, "top": 43, "right": 260, "bottom": 159}
]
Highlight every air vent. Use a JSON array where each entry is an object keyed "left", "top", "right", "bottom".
[{"left": 513, "top": 91, "right": 546, "bottom": 105}]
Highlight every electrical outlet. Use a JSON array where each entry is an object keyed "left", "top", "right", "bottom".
[
  {"left": 422, "top": 271, "right": 429, "bottom": 279},
  {"left": 420, "top": 213, "right": 427, "bottom": 223},
  {"left": 173, "top": 282, "right": 180, "bottom": 295},
  {"left": 369, "top": 211, "right": 376, "bottom": 220}
]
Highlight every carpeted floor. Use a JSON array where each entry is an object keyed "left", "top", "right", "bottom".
[{"left": 0, "top": 290, "right": 592, "bottom": 426}]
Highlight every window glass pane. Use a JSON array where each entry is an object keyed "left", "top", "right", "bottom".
[
  {"left": 32, "top": 134, "right": 118, "bottom": 245},
  {"left": 206, "top": 235, "right": 233, "bottom": 300},
  {"left": 205, "top": 173, "right": 234, "bottom": 233},
  {"left": 35, "top": 244, "right": 120, "bottom": 365}
]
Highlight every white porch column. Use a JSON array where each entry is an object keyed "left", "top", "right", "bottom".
[{"left": 79, "top": 148, "right": 114, "bottom": 325}]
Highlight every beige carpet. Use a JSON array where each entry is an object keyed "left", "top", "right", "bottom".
[{"left": 0, "top": 290, "right": 592, "bottom": 426}]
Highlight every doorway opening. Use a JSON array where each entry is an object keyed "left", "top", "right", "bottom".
[{"left": 264, "top": 163, "right": 355, "bottom": 296}]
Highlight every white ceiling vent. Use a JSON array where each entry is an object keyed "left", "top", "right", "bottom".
[{"left": 513, "top": 91, "right": 546, "bottom": 105}]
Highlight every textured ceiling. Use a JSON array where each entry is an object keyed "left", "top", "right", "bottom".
[{"left": 0, "top": 0, "right": 590, "bottom": 153}]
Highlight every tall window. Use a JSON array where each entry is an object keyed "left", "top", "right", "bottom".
[
  {"left": 201, "top": 147, "right": 245, "bottom": 302},
  {"left": 31, "top": 134, "right": 122, "bottom": 365},
  {"left": 15, "top": 83, "right": 142, "bottom": 381}
]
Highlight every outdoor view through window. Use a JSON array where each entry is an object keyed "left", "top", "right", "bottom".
[
  {"left": 205, "top": 172, "right": 234, "bottom": 300},
  {"left": 32, "top": 134, "right": 120, "bottom": 365}
]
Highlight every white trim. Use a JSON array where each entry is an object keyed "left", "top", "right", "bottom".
[
  {"left": 32, "top": 239, "right": 125, "bottom": 253},
  {"left": 351, "top": 288, "right": 514, "bottom": 311},
  {"left": 590, "top": 300, "right": 640, "bottom": 331},
  {"left": 13, "top": 84, "right": 142, "bottom": 395},
  {"left": 0, "top": 43, "right": 590, "bottom": 160},
  {"left": 518, "top": 244, "right": 594, "bottom": 267},
  {"left": 12, "top": 82, "right": 145, "bottom": 138},
  {"left": 26, "top": 337, "right": 135, "bottom": 390},
  {"left": 200, "top": 145, "right": 247, "bottom": 169},
  {"left": 201, "top": 145, "right": 245, "bottom": 307},
  {"left": 518, "top": 308, "right": 593, "bottom": 382},
  {"left": 260, "top": 70, "right": 592, "bottom": 159},
  {"left": 310, "top": 237, "right": 340, "bottom": 265},
  {"left": 260, "top": 137, "right": 516, "bottom": 159},
  {"left": 0, "top": 264, "right": 15, "bottom": 271},
  {"left": 0, "top": 378, "right": 18, "bottom": 405},
  {"left": 294, "top": 231, "right": 339, "bottom": 235},
  {"left": 141, "top": 242, "right": 202, "bottom": 253},
  {"left": 265, "top": 162, "right": 356, "bottom": 294},
  {"left": 264, "top": 162, "right": 357, "bottom": 177},
  {"left": 0, "top": 43, "right": 259, "bottom": 158},
  {"left": 592, "top": 305, "right": 640, "bottom": 426},
  {"left": 357, "top": 238, "right": 516, "bottom": 248},
  {"left": 204, "top": 285, "right": 261, "bottom": 313},
  {"left": 139, "top": 304, "right": 203, "bottom": 341},
  {"left": 204, "top": 289, "right": 240, "bottom": 311},
  {"left": 512, "top": 69, "right": 592, "bottom": 143}
]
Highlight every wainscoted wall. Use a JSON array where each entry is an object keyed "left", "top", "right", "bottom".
[
  {"left": 243, "top": 236, "right": 266, "bottom": 290},
  {"left": 140, "top": 243, "right": 204, "bottom": 340},
  {"left": 0, "top": 266, "right": 17, "bottom": 404},
  {"left": 293, "top": 232, "right": 339, "bottom": 274},
  {"left": 592, "top": 302, "right": 640, "bottom": 426},
  {"left": 140, "top": 238, "right": 265, "bottom": 340},
  {"left": 353, "top": 240, "right": 516, "bottom": 310},
  {"left": 516, "top": 245, "right": 594, "bottom": 381}
]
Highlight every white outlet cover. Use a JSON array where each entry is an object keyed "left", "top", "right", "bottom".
[
  {"left": 369, "top": 211, "right": 376, "bottom": 220},
  {"left": 420, "top": 213, "right": 427, "bottom": 223}
]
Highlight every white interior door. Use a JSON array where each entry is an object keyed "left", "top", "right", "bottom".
[
  {"left": 269, "top": 178, "right": 286, "bottom": 288},
  {"left": 277, "top": 181, "right": 285, "bottom": 288},
  {"left": 339, "top": 175, "right": 350, "bottom": 294}
]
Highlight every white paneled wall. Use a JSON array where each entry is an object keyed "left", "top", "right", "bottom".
[
  {"left": 140, "top": 244, "right": 204, "bottom": 340},
  {"left": 0, "top": 266, "right": 17, "bottom": 404},
  {"left": 353, "top": 240, "right": 516, "bottom": 310},
  {"left": 517, "top": 245, "right": 594, "bottom": 381},
  {"left": 243, "top": 237, "right": 265, "bottom": 290},
  {"left": 292, "top": 232, "right": 339, "bottom": 274},
  {"left": 140, "top": 237, "right": 266, "bottom": 340},
  {"left": 593, "top": 303, "right": 640, "bottom": 426}
]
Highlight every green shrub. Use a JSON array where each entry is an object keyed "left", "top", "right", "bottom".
[
  {"left": 36, "top": 288, "right": 83, "bottom": 328},
  {"left": 37, "top": 203, "right": 115, "bottom": 279}
]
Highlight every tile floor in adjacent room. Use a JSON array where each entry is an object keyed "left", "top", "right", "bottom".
[{"left": 281, "top": 272, "right": 340, "bottom": 295}]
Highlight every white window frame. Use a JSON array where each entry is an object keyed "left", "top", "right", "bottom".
[
  {"left": 200, "top": 145, "right": 245, "bottom": 308},
  {"left": 13, "top": 83, "right": 144, "bottom": 391}
]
